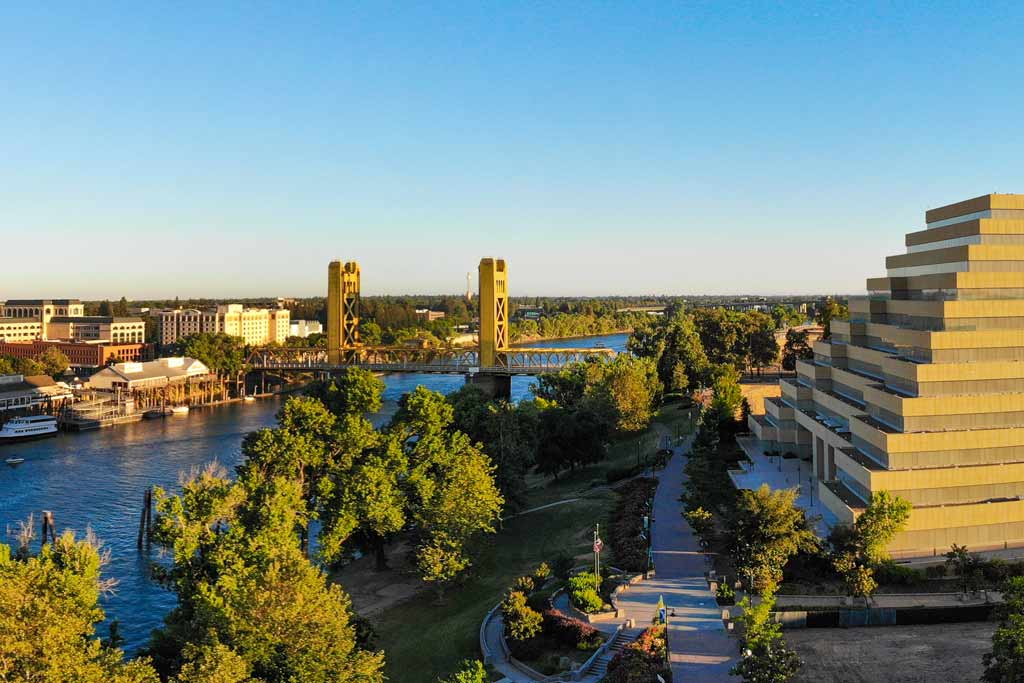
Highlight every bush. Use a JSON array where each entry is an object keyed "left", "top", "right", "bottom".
[
  {"left": 605, "top": 625, "right": 672, "bottom": 683},
  {"left": 567, "top": 572, "right": 604, "bottom": 613},
  {"left": 533, "top": 562, "right": 552, "bottom": 585},
  {"left": 542, "top": 610, "right": 603, "bottom": 650},
  {"left": 513, "top": 575, "right": 535, "bottom": 593},
  {"left": 875, "top": 561, "right": 925, "bottom": 586},
  {"left": 925, "top": 564, "right": 947, "bottom": 579},
  {"left": 982, "top": 558, "right": 1010, "bottom": 585},
  {"left": 552, "top": 554, "right": 576, "bottom": 580},
  {"left": 606, "top": 463, "right": 643, "bottom": 484},
  {"left": 716, "top": 581, "right": 735, "bottom": 605},
  {"left": 610, "top": 478, "right": 658, "bottom": 572},
  {"left": 507, "top": 635, "right": 543, "bottom": 661},
  {"left": 527, "top": 589, "right": 556, "bottom": 613},
  {"left": 502, "top": 591, "right": 542, "bottom": 641}
]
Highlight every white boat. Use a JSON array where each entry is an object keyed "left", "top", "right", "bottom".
[
  {"left": 0, "top": 416, "right": 59, "bottom": 444},
  {"left": 243, "top": 395, "right": 256, "bottom": 403},
  {"left": 5, "top": 457, "right": 25, "bottom": 465},
  {"left": 170, "top": 405, "right": 189, "bottom": 416}
]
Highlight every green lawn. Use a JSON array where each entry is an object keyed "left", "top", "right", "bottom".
[{"left": 370, "top": 404, "right": 694, "bottom": 683}]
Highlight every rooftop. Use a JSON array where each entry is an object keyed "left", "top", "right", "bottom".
[{"left": 49, "top": 316, "right": 143, "bottom": 324}]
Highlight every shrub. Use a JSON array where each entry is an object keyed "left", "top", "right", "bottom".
[
  {"left": 874, "top": 561, "right": 925, "bottom": 586},
  {"left": 716, "top": 581, "right": 735, "bottom": 605},
  {"left": 610, "top": 478, "right": 658, "bottom": 572},
  {"left": 606, "top": 463, "right": 643, "bottom": 484},
  {"left": 438, "top": 659, "right": 488, "bottom": 683},
  {"left": 541, "top": 610, "right": 603, "bottom": 650},
  {"left": 605, "top": 625, "right": 671, "bottom": 683},
  {"left": 533, "top": 562, "right": 552, "bottom": 585},
  {"left": 513, "top": 575, "right": 535, "bottom": 593},
  {"left": 552, "top": 554, "right": 576, "bottom": 580},
  {"left": 502, "top": 591, "right": 542, "bottom": 641},
  {"left": 567, "top": 572, "right": 604, "bottom": 613},
  {"left": 925, "top": 564, "right": 947, "bottom": 579},
  {"left": 527, "top": 589, "right": 555, "bottom": 613},
  {"left": 982, "top": 558, "right": 1010, "bottom": 585},
  {"left": 507, "top": 635, "right": 543, "bottom": 661}
]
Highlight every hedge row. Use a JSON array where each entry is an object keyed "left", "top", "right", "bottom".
[{"left": 610, "top": 478, "right": 658, "bottom": 572}]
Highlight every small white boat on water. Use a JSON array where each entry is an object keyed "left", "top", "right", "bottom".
[
  {"left": 0, "top": 416, "right": 59, "bottom": 444},
  {"left": 5, "top": 457, "right": 25, "bottom": 466},
  {"left": 243, "top": 395, "right": 256, "bottom": 403},
  {"left": 170, "top": 405, "right": 190, "bottom": 416}
]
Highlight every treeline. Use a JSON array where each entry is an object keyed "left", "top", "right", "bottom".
[
  {"left": 510, "top": 311, "right": 647, "bottom": 342},
  {"left": 0, "top": 348, "right": 70, "bottom": 379}
]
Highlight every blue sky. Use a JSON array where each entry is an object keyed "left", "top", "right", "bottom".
[{"left": 3, "top": 2, "right": 1024, "bottom": 298}]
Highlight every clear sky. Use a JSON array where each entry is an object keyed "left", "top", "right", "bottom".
[{"left": 3, "top": 2, "right": 1024, "bottom": 299}]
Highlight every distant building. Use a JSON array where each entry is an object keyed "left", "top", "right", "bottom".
[
  {"left": 47, "top": 316, "right": 145, "bottom": 344},
  {"left": 0, "top": 374, "right": 74, "bottom": 414},
  {"left": 0, "top": 298, "right": 85, "bottom": 341},
  {"left": 159, "top": 305, "right": 290, "bottom": 347},
  {"left": 0, "top": 340, "right": 152, "bottom": 369},
  {"left": 415, "top": 308, "right": 446, "bottom": 322},
  {"left": 514, "top": 305, "right": 544, "bottom": 321},
  {"left": 88, "top": 357, "right": 211, "bottom": 392},
  {"left": 289, "top": 319, "right": 323, "bottom": 338}
]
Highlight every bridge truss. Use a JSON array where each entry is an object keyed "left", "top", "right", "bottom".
[{"left": 246, "top": 345, "right": 615, "bottom": 375}]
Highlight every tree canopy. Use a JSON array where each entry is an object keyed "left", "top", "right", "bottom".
[{"left": 175, "top": 333, "right": 248, "bottom": 375}]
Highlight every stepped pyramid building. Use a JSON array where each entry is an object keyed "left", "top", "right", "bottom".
[{"left": 751, "top": 194, "right": 1024, "bottom": 557}]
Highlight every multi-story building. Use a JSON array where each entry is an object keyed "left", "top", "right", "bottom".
[
  {"left": 415, "top": 308, "right": 446, "bottom": 322},
  {"left": 0, "top": 299, "right": 85, "bottom": 341},
  {"left": 158, "top": 305, "right": 289, "bottom": 347},
  {"left": 46, "top": 316, "right": 146, "bottom": 344},
  {"left": 749, "top": 193, "right": 1024, "bottom": 557},
  {"left": 289, "top": 319, "right": 323, "bottom": 338},
  {"left": 0, "top": 340, "right": 152, "bottom": 369}
]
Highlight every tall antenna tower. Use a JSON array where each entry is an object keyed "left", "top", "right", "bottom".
[{"left": 465, "top": 272, "right": 473, "bottom": 301}]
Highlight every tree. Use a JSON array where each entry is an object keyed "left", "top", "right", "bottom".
[
  {"left": 781, "top": 329, "right": 813, "bottom": 372},
  {"left": 176, "top": 333, "right": 248, "bottom": 376},
  {"left": 731, "top": 640, "right": 802, "bottom": 683},
  {"left": 983, "top": 576, "right": 1024, "bottom": 682},
  {"left": 0, "top": 529, "right": 160, "bottom": 683},
  {"left": 0, "top": 356, "right": 16, "bottom": 375},
  {"left": 98, "top": 300, "right": 113, "bottom": 316},
  {"left": 746, "top": 312, "right": 779, "bottom": 375},
  {"left": 173, "top": 643, "right": 255, "bottom": 683},
  {"left": 37, "top": 346, "right": 71, "bottom": 378},
  {"left": 833, "top": 552, "right": 877, "bottom": 607},
  {"left": 854, "top": 491, "right": 911, "bottom": 565},
  {"left": 148, "top": 466, "right": 385, "bottom": 682},
  {"left": 589, "top": 355, "right": 661, "bottom": 433},
  {"left": 437, "top": 660, "right": 487, "bottom": 683},
  {"left": 307, "top": 367, "right": 386, "bottom": 416},
  {"left": 360, "top": 321, "right": 383, "bottom": 345},
  {"left": 501, "top": 591, "right": 543, "bottom": 641},
  {"left": 815, "top": 298, "right": 849, "bottom": 340},
  {"left": 113, "top": 296, "right": 130, "bottom": 317},
  {"left": 945, "top": 544, "right": 981, "bottom": 595},
  {"left": 770, "top": 305, "right": 804, "bottom": 330},
  {"left": 727, "top": 484, "right": 818, "bottom": 594},
  {"left": 710, "top": 365, "right": 744, "bottom": 431},
  {"left": 629, "top": 312, "right": 709, "bottom": 395}
]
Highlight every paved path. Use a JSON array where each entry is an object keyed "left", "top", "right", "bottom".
[{"left": 615, "top": 434, "right": 739, "bottom": 682}]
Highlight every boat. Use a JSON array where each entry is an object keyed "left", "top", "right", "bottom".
[
  {"left": 5, "top": 457, "right": 25, "bottom": 465},
  {"left": 144, "top": 408, "right": 174, "bottom": 419},
  {"left": 243, "top": 395, "right": 256, "bottom": 403},
  {"left": 0, "top": 416, "right": 59, "bottom": 444},
  {"left": 170, "top": 405, "right": 189, "bottom": 416}
]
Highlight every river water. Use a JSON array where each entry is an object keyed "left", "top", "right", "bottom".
[{"left": 0, "top": 333, "right": 627, "bottom": 652}]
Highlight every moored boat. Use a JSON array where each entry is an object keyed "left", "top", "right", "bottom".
[
  {"left": 170, "top": 405, "right": 189, "bottom": 416},
  {"left": 0, "top": 416, "right": 59, "bottom": 444},
  {"left": 5, "top": 457, "right": 25, "bottom": 465}
]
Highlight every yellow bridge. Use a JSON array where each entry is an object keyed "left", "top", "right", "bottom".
[{"left": 246, "top": 257, "right": 616, "bottom": 398}]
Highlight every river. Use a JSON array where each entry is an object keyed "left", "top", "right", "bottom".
[{"left": 0, "top": 333, "right": 628, "bottom": 653}]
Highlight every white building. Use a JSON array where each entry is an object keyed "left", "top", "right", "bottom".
[
  {"left": 289, "top": 319, "right": 323, "bottom": 338},
  {"left": 88, "top": 357, "right": 211, "bottom": 392},
  {"left": 0, "top": 374, "right": 75, "bottom": 414},
  {"left": 159, "top": 305, "right": 289, "bottom": 347}
]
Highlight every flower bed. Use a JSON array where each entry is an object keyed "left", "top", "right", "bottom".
[
  {"left": 605, "top": 624, "right": 672, "bottom": 682},
  {"left": 610, "top": 478, "right": 658, "bottom": 572}
]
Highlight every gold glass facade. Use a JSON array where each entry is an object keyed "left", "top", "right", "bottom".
[{"left": 751, "top": 194, "right": 1024, "bottom": 556}]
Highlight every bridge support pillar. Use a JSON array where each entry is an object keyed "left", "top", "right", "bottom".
[
  {"left": 327, "top": 260, "right": 361, "bottom": 365},
  {"left": 466, "top": 372, "right": 511, "bottom": 401}
]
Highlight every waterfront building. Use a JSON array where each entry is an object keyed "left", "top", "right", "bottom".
[
  {"left": 87, "top": 357, "right": 211, "bottom": 392},
  {"left": 158, "top": 305, "right": 290, "bottom": 346},
  {"left": 0, "top": 340, "right": 152, "bottom": 369},
  {"left": 414, "top": 308, "right": 446, "bottom": 322},
  {"left": 0, "top": 374, "right": 74, "bottom": 415},
  {"left": 747, "top": 193, "right": 1024, "bottom": 556},
  {"left": 289, "top": 319, "right": 323, "bottom": 338}
]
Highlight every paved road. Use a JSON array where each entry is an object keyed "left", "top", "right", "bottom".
[{"left": 615, "top": 434, "right": 739, "bottom": 682}]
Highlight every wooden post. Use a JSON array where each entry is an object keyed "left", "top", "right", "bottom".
[
  {"left": 145, "top": 487, "right": 153, "bottom": 542},
  {"left": 40, "top": 510, "right": 55, "bottom": 546},
  {"left": 137, "top": 489, "right": 149, "bottom": 549}
]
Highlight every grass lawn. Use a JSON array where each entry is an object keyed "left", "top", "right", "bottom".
[{"left": 370, "top": 404, "right": 694, "bottom": 683}]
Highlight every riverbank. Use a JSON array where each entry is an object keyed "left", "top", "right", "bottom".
[{"left": 511, "top": 329, "right": 633, "bottom": 346}]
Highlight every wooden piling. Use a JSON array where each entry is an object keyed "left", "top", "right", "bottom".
[
  {"left": 137, "top": 488, "right": 150, "bottom": 549},
  {"left": 40, "top": 510, "right": 55, "bottom": 546}
]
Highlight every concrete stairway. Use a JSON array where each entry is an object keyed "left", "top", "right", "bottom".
[{"left": 585, "top": 627, "right": 643, "bottom": 680}]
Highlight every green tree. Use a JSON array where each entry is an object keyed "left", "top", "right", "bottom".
[
  {"left": 113, "top": 296, "right": 130, "bottom": 317},
  {"left": 727, "top": 485, "right": 818, "bottom": 594},
  {"left": 98, "top": 300, "right": 113, "bottom": 316},
  {"left": 0, "top": 356, "right": 16, "bottom": 375},
  {"left": 983, "top": 576, "right": 1024, "bottom": 682},
  {"left": 770, "top": 305, "right": 804, "bottom": 330},
  {"left": 307, "top": 367, "right": 386, "bottom": 416},
  {"left": 501, "top": 591, "right": 543, "bottom": 641},
  {"left": 945, "top": 544, "right": 981, "bottom": 595},
  {"left": 176, "top": 333, "right": 248, "bottom": 376},
  {"left": 0, "top": 530, "right": 160, "bottom": 683},
  {"left": 854, "top": 491, "right": 911, "bottom": 564},
  {"left": 710, "top": 365, "right": 744, "bottom": 431},
  {"left": 815, "top": 298, "right": 849, "bottom": 340},
  {"left": 148, "top": 466, "right": 385, "bottom": 682},
  {"left": 173, "top": 643, "right": 255, "bottom": 683},
  {"left": 781, "top": 328, "right": 813, "bottom": 372},
  {"left": 589, "top": 355, "right": 661, "bottom": 433},
  {"left": 833, "top": 552, "right": 877, "bottom": 607},
  {"left": 746, "top": 311, "right": 779, "bottom": 375},
  {"left": 360, "top": 321, "right": 383, "bottom": 345},
  {"left": 437, "top": 659, "right": 487, "bottom": 683},
  {"left": 37, "top": 346, "right": 71, "bottom": 378}
]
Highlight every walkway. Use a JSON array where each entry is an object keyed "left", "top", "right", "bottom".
[{"left": 614, "top": 434, "right": 739, "bottom": 682}]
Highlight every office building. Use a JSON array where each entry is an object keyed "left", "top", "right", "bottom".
[
  {"left": 749, "top": 194, "right": 1024, "bottom": 556},
  {"left": 158, "top": 305, "right": 290, "bottom": 347}
]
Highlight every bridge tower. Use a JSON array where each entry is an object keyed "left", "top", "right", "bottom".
[
  {"left": 478, "top": 257, "right": 509, "bottom": 368},
  {"left": 327, "top": 260, "right": 360, "bottom": 364}
]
